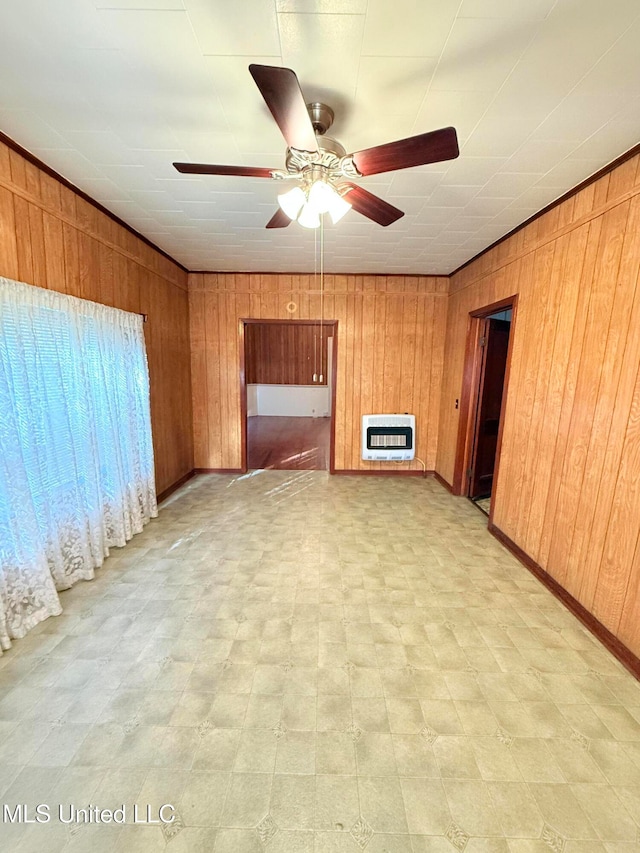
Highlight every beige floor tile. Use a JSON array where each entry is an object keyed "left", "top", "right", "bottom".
[
  {"left": 234, "top": 729, "right": 278, "bottom": 772},
  {"left": 269, "top": 773, "right": 315, "bottom": 830},
  {"left": 486, "top": 781, "right": 545, "bottom": 838},
  {"left": 221, "top": 771, "right": 272, "bottom": 828},
  {"left": 570, "top": 783, "right": 638, "bottom": 842},
  {"left": 510, "top": 738, "right": 565, "bottom": 782},
  {"left": 180, "top": 770, "right": 230, "bottom": 826},
  {"left": 315, "top": 774, "right": 360, "bottom": 831},
  {"left": 275, "top": 730, "right": 316, "bottom": 774},
  {"left": 528, "top": 782, "right": 598, "bottom": 839},
  {"left": 2, "top": 472, "right": 640, "bottom": 852},
  {"left": 399, "top": 777, "right": 450, "bottom": 835}
]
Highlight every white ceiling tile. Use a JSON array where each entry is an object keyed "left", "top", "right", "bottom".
[
  {"left": 427, "top": 185, "right": 479, "bottom": 207},
  {"left": 96, "top": 0, "right": 185, "bottom": 8},
  {"left": 533, "top": 158, "right": 604, "bottom": 189},
  {"left": 477, "top": 172, "right": 543, "bottom": 198},
  {"left": 362, "top": 0, "right": 458, "bottom": 56},
  {"left": 63, "top": 130, "right": 143, "bottom": 166},
  {"left": 0, "top": 110, "right": 73, "bottom": 150},
  {"left": 415, "top": 90, "right": 494, "bottom": 144},
  {"left": 506, "top": 138, "right": 579, "bottom": 174},
  {"left": 567, "top": 123, "right": 640, "bottom": 165},
  {"left": 388, "top": 171, "right": 443, "bottom": 198},
  {"left": 458, "top": 0, "right": 556, "bottom": 17},
  {"left": 278, "top": 13, "right": 365, "bottom": 97},
  {"left": 430, "top": 16, "right": 535, "bottom": 92},
  {"left": 439, "top": 157, "right": 506, "bottom": 187},
  {"left": 277, "top": 0, "right": 367, "bottom": 10},
  {"left": 0, "top": 0, "right": 638, "bottom": 274},
  {"left": 356, "top": 57, "right": 436, "bottom": 117},
  {"left": 186, "top": 0, "right": 280, "bottom": 55},
  {"left": 461, "top": 115, "right": 543, "bottom": 158}
]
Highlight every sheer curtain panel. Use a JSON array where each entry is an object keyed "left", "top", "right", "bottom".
[{"left": 0, "top": 277, "right": 157, "bottom": 652}]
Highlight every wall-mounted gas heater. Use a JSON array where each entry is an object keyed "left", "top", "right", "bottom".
[{"left": 362, "top": 414, "right": 415, "bottom": 461}]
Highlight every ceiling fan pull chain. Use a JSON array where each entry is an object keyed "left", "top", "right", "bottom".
[
  {"left": 313, "top": 226, "right": 318, "bottom": 383},
  {"left": 319, "top": 215, "right": 324, "bottom": 384}
]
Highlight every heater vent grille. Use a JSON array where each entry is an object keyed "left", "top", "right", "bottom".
[{"left": 362, "top": 414, "right": 415, "bottom": 461}]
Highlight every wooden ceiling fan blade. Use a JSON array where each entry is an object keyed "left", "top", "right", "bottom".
[
  {"left": 266, "top": 209, "right": 292, "bottom": 229},
  {"left": 351, "top": 126, "right": 459, "bottom": 176},
  {"left": 249, "top": 64, "right": 318, "bottom": 153},
  {"left": 343, "top": 184, "right": 404, "bottom": 226},
  {"left": 173, "top": 163, "right": 276, "bottom": 178}
]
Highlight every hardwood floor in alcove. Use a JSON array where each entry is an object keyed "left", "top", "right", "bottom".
[{"left": 247, "top": 416, "right": 330, "bottom": 470}]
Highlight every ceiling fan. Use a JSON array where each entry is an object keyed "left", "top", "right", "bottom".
[{"left": 173, "top": 65, "right": 459, "bottom": 229}]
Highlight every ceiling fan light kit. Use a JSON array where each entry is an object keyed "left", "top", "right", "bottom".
[
  {"left": 278, "top": 177, "right": 352, "bottom": 228},
  {"left": 173, "top": 64, "right": 459, "bottom": 229}
]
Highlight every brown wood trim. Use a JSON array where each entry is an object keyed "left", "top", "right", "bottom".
[
  {"left": 469, "top": 297, "right": 517, "bottom": 319},
  {"left": 433, "top": 471, "right": 453, "bottom": 492},
  {"left": 0, "top": 130, "right": 188, "bottom": 274},
  {"left": 451, "top": 141, "right": 640, "bottom": 278},
  {"left": 156, "top": 470, "right": 196, "bottom": 504},
  {"left": 239, "top": 320, "right": 248, "bottom": 473},
  {"left": 453, "top": 296, "right": 517, "bottom": 499},
  {"left": 334, "top": 469, "right": 433, "bottom": 477},
  {"left": 487, "top": 296, "right": 518, "bottom": 526},
  {"left": 453, "top": 314, "right": 480, "bottom": 494},
  {"left": 242, "top": 318, "right": 338, "bottom": 326},
  {"left": 189, "top": 270, "right": 448, "bottom": 280},
  {"left": 193, "top": 468, "right": 244, "bottom": 474},
  {"left": 329, "top": 325, "right": 338, "bottom": 474},
  {"left": 489, "top": 522, "right": 640, "bottom": 681},
  {"left": 239, "top": 319, "right": 338, "bottom": 476}
]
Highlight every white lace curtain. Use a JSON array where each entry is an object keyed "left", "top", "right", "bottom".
[{"left": 0, "top": 277, "right": 157, "bottom": 653}]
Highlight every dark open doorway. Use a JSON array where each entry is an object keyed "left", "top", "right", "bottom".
[
  {"left": 239, "top": 319, "right": 338, "bottom": 473},
  {"left": 453, "top": 297, "right": 517, "bottom": 519},
  {"left": 469, "top": 314, "right": 511, "bottom": 501}
]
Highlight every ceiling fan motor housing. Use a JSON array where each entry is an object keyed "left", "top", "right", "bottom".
[{"left": 307, "top": 102, "right": 334, "bottom": 135}]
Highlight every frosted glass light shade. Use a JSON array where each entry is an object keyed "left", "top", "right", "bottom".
[
  {"left": 297, "top": 203, "right": 321, "bottom": 229},
  {"left": 308, "top": 180, "right": 335, "bottom": 214},
  {"left": 327, "top": 193, "right": 352, "bottom": 224},
  {"left": 277, "top": 185, "right": 306, "bottom": 220}
]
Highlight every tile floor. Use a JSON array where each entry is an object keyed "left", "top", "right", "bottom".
[{"left": 1, "top": 471, "right": 640, "bottom": 852}]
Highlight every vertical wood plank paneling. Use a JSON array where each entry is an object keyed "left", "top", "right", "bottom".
[
  {"left": 189, "top": 273, "right": 447, "bottom": 474},
  {"left": 579, "top": 196, "right": 640, "bottom": 610},
  {"left": 548, "top": 204, "right": 629, "bottom": 588},
  {"left": 594, "top": 364, "right": 640, "bottom": 633},
  {"left": 524, "top": 229, "right": 584, "bottom": 563},
  {"left": 0, "top": 142, "right": 192, "bottom": 496},
  {"left": 13, "top": 196, "right": 34, "bottom": 284},
  {"left": 511, "top": 242, "right": 556, "bottom": 548},
  {"left": 442, "top": 151, "right": 640, "bottom": 660},
  {"left": 566, "top": 202, "right": 638, "bottom": 604},
  {"left": 245, "top": 323, "right": 328, "bottom": 385},
  {"left": 536, "top": 223, "right": 596, "bottom": 568},
  {"left": 0, "top": 186, "right": 19, "bottom": 280}
]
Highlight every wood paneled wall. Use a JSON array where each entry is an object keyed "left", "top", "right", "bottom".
[
  {"left": 245, "top": 322, "right": 328, "bottom": 386},
  {"left": 438, "top": 150, "right": 640, "bottom": 657},
  {"left": 189, "top": 273, "right": 448, "bottom": 472},
  {"left": 0, "top": 139, "right": 193, "bottom": 496}
]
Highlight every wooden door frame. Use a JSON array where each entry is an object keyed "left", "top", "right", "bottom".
[
  {"left": 239, "top": 318, "right": 339, "bottom": 474},
  {"left": 452, "top": 296, "right": 518, "bottom": 520}
]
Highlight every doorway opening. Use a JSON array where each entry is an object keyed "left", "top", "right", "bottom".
[
  {"left": 453, "top": 297, "right": 517, "bottom": 520},
  {"left": 239, "top": 319, "right": 338, "bottom": 473}
]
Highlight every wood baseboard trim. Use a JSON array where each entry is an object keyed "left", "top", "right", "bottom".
[
  {"left": 194, "top": 468, "right": 244, "bottom": 475},
  {"left": 433, "top": 472, "right": 454, "bottom": 493},
  {"left": 156, "top": 470, "right": 196, "bottom": 504},
  {"left": 334, "top": 469, "right": 434, "bottom": 477},
  {"left": 488, "top": 522, "right": 640, "bottom": 681}
]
